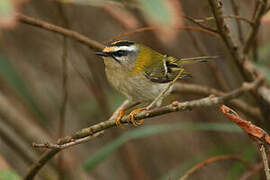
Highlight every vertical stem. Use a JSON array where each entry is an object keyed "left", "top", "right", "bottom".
[
  {"left": 186, "top": 30, "right": 229, "bottom": 91},
  {"left": 230, "top": 0, "right": 244, "bottom": 44},
  {"left": 260, "top": 145, "right": 270, "bottom": 180},
  {"left": 55, "top": 2, "right": 69, "bottom": 180},
  {"left": 208, "top": 0, "right": 253, "bottom": 82},
  {"left": 243, "top": 0, "right": 268, "bottom": 54}
]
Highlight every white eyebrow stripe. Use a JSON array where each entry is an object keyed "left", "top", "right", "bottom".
[{"left": 114, "top": 45, "right": 137, "bottom": 52}]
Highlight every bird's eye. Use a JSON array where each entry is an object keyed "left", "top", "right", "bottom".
[{"left": 112, "top": 50, "right": 127, "bottom": 57}]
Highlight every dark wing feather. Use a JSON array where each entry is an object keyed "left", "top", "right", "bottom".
[{"left": 144, "top": 59, "right": 191, "bottom": 83}]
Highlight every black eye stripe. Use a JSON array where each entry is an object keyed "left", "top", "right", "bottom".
[{"left": 111, "top": 50, "right": 128, "bottom": 57}]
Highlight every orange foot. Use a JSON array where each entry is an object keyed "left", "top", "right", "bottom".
[
  {"left": 128, "top": 108, "right": 145, "bottom": 126},
  {"left": 115, "top": 109, "right": 126, "bottom": 127}
]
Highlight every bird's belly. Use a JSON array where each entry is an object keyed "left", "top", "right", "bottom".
[{"left": 105, "top": 68, "right": 171, "bottom": 104}]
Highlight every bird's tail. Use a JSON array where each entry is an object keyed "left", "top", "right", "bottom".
[{"left": 174, "top": 56, "right": 218, "bottom": 66}]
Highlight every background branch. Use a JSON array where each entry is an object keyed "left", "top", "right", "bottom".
[
  {"left": 260, "top": 145, "right": 270, "bottom": 180},
  {"left": 179, "top": 154, "right": 252, "bottom": 180},
  {"left": 17, "top": 13, "right": 104, "bottom": 51},
  {"left": 208, "top": 0, "right": 253, "bottom": 82},
  {"left": 173, "top": 83, "right": 262, "bottom": 120},
  {"left": 243, "top": 0, "right": 268, "bottom": 54},
  {"left": 229, "top": 0, "right": 244, "bottom": 44}
]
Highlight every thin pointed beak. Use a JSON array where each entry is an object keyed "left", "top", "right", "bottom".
[{"left": 95, "top": 52, "right": 109, "bottom": 57}]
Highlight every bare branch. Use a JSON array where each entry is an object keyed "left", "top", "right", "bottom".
[
  {"left": 183, "top": 16, "right": 218, "bottom": 33},
  {"left": 32, "top": 131, "right": 104, "bottom": 150},
  {"left": 184, "top": 15, "right": 253, "bottom": 26},
  {"left": 230, "top": 0, "right": 245, "bottom": 44},
  {"left": 23, "top": 77, "right": 262, "bottom": 180},
  {"left": 106, "top": 26, "right": 218, "bottom": 44},
  {"left": 16, "top": 13, "right": 104, "bottom": 51},
  {"left": 208, "top": 0, "right": 254, "bottom": 82},
  {"left": 260, "top": 145, "right": 270, "bottom": 180},
  {"left": 55, "top": 3, "right": 70, "bottom": 178},
  {"left": 147, "top": 69, "right": 184, "bottom": 110},
  {"left": 243, "top": 0, "right": 268, "bottom": 54}
]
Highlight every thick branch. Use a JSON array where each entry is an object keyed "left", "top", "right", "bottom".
[
  {"left": 16, "top": 13, "right": 104, "bottom": 51},
  {"left": 23, "top": 78, "right": 262, "bottom": 180}
]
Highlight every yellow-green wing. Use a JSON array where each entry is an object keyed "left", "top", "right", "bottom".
[{"left": 144, "top": 57, "right": 191, "bottom": 83}]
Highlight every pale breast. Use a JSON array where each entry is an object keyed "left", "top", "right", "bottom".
[{"left": 105, "top": 66, "right": 171, "bottom": 105}]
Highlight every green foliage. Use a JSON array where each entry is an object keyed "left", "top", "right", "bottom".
[
  {"left": 0, "top": 0, "right": 12, "bottom": 17},
  {"left": 0, "top": 170, "right": 21, "bottom": 180},
  {"left": 83, "top": 122, "right": 241, "bottom": 171},
  {"left": 0, "top": 55, "right": 45, "bottom": 121},
  {"left": 139, "top": 0, "right": 171, "bottom": 26}
]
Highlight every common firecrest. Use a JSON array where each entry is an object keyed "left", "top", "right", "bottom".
[{"left": 96, "top": 40, "right": 215, "bottom": 126}]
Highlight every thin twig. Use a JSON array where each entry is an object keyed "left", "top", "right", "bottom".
[
  {"left": 243, "top": 0, "right": 268, "bottom": 54},
  {"left": 147, "top": 56, "right": 217, "bottom": 110},
  {"left": 146, "top": 69, "right": 184, "bottom": 110},
  {"left": 183, "top": 16, "right": 218, "bottom": 33},
  {"left": 184, "top": 15, "right": 253, "bottom": 26},
  {"left": 186, "top": 30, "right": 229, "bottom": 91},
  {"left": 32, "top": 131, "right": 104, "bottom": 150},
  {"left": 56, "top": 2, "right": 69, "bottom": 179},
  {"left": 17, "top": 14, "right": 218, "bottom": 50},
  {"left": 56, "top": 0, "right": 69, "bottom": 143},
  {"left": 106, "top": 26, "right": 218, "bottom": 44},
  {"left": 23, "top": 78, "right": 262, "bottom": 180},
  {"left": 208, "top": 0, "right": 254, "bottom": 82},
  {"left": 229, "top": 0, "right": 244, "bottom": 44},
  {"left": 260, "top": 145, "right": 270, "bottom": 180},
  {"left": 179, "top": 154, "right": 252, "bottom": 180},
  {"left": 17, "top": 13, "right": 104, "bottom": 51},
  {"left": 0, "top": 121, "right": 58, "bottom": 179}
]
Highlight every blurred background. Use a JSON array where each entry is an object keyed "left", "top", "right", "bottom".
[{"left": 0, "top": 0, "right": 270, "bottom": 179}]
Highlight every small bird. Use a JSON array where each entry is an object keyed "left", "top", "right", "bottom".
[{"left": 96, "top": 40, "right": 216, "bottom": 126}]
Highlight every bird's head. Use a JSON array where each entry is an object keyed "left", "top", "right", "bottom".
[{"left": 96, "top": 40, "right": 139, "bottom": 70}]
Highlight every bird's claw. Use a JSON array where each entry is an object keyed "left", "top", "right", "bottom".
[
  {"left": 115, "top": 109, "right": 126, "bottom": 127},
  {"left": 128, "top": 108, "right": 145, "bottom": 126},
  {"left": 115, "top": 108, "right": 145, "bottom": 127}
]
